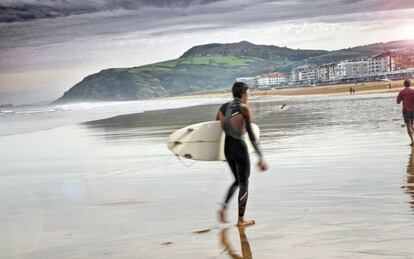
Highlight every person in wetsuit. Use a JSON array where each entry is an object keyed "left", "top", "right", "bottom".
[{"left": 216, "top": 82, "right": 268, "bottom": 226}]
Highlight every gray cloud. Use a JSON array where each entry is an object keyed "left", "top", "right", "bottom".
[
  {"left": 1, "top": 0, "right": 414, "bottom": 72},
  {"left": 0, "top": 0, "right": 223, "bottom": 23},
  {"left": 2, "top": 0, "right": 414, "bottom": 24},
  {"left": 343, "top": 0, "right": 364, "bottom": 3}
]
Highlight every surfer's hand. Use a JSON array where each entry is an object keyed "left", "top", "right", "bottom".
[{"left": 257, "top": 158, "right": 269, "bottom": 172}]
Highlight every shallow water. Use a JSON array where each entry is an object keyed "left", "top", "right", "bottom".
[
  {"left": 0, "top": 98, "right": 224, "bottom": 136},
  {"left": 1, "top": 93, "right": 414, "bottom": 258}
]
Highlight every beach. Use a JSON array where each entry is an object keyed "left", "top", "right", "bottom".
[
  {"left": 1, "top": 92, "right": 414, "bottom": 258},
  {"left": 176, "top": 80, "right": 406, "bottom": 99}
]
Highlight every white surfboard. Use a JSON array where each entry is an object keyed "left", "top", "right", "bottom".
[{"left": 167, "top": 121, "right": 260, "bottom": 161}]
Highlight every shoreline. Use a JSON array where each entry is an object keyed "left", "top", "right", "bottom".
[
  {"left": 173, "top": 80, "right": 407, "bottom": 99},
  {"left": 0, "top": 98, "right": 225, "bottom": 138},
  {"left": 2, "top": 80, "right": 406, "bottom": 137}
]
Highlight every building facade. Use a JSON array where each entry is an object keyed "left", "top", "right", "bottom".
[
  {"left": 238, "top": 48, "right": 414, "bottom": 87},
  {"left": 291, "top": 65, "right": 319, "bottom": 84},
  {"left": 390, "top": 48, "right": 414, "bottom": 71},
  {"left": 256, "top": 72, "right": 288, "bottom": 88},
  {"left": 336, "top": 60, "right": 368, "bottom": 79},
  {"left": 368, "top": 52, "right": 391, "bottom": 74}
]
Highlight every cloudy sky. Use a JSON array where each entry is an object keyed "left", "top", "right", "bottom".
[{"left": 1, "top": 0, "right": 414, "bottom": 104}]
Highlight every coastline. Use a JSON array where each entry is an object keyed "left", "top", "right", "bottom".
[
  {"left": 2, "top": 79, "right": 407, "bottom": 137},
  {"left": 0, "top": 98, "right": 225, "bottom": 137},
  {"left": 171, "top": 80, "right": 406, "bottom": 99}
]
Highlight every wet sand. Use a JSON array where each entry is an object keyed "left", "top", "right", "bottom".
[{"left": 1, "top": 93, "right": 414, "bottom": 258}]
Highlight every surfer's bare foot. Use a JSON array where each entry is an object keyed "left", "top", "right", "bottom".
[
  {"left": 410, "top": 142, "right": 413, "bottom": 147},
  {"left": 218, "top": 208, "right": 228, "bottom": 223},
  {"left": 236, "top": 218, "right": 255, "bottom": 227}
]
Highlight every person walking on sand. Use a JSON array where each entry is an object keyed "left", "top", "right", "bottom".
[
  {"left": 215, "top": 82, "right": 268, "bottom": 227},
  {"left": 397, "top": 79, "right": 414, "bottom": 146}
]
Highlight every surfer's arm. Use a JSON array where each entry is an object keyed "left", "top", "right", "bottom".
[
  {"left": 397, "top": 93, "right": 402, "bottom": 104},
  {"left": 216, "top": 111, "right": 222, "bottom": 121},
  {"left": 216, "top": 104, "right": 227, "bottom": 127},
  {"left": 241, "top": 106, "right": 263, "bottom": 158}
]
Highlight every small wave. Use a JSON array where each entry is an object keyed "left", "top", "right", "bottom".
[
  {"left": 0, "top": 110, "right": 14, "bottom": 114},
  {"left": 1, "top": 98, "right": 225, "bottom": 136},
  {"left": 15, "top": 109, "right": 56, "bottom": 115}
]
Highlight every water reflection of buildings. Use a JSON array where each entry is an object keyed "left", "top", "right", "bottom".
[
  {"left": 404, "top": 151, "right": 414, "bottom": 209},
  {"left": 220, "top": 228, "right": 253, "bottom": 259}
]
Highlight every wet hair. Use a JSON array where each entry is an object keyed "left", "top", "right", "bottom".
[
  {"left": 232, "top": 82, "right": 249, "bottom": 99},
  {"left": 404, "top": 79, "right": 411, "bottom": 87}
]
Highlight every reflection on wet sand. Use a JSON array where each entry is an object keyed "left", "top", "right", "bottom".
[
  {"left": 220, "top": 228, "right": 253, "bottom": 259},
  {"left": 5, "top": 93, "right": 414, "bottom": 258},
  {"left": 404, "top": 150, "right": 414, "bottom": 209},
  {"left": 83, "top": 104, "right": 220, "bottom": 140}
]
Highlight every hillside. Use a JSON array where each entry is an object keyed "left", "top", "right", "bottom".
[
  {"left": 306, "top": 39, "right": 414, "bottom": 64},
  {"left": 180, "top": 41, "right": 328, "bottom": 61},
  {"left": 55, "top": 39, "right": 414, "bottom": 103}
]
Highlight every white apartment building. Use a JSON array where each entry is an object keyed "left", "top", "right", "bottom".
[
  {"left": 291, "top": 65, "right": 309, "bottom": 83},
  {"left": 256, "top": 72, "right": 288, "bottom": 88},
  {"left": 291, "top": 65, "right": 318, "bottom": 84},
  {"left": 336, "top": 60, "right": 368, "bottom": 79},
  {"left": 328, "top": 64, "right": 338, "bottom": 80},
  {"left": 316, "top": 63, "right": 338, "bottom": 81},
  {"left": 316, "top": 64, "right": 330, "bottom": 81},
  {"left": 305, "top": 67, "right": 317, "bottom": 83},
  {"left": 368, "top": 52, "right": 391, "bottom": 74}
]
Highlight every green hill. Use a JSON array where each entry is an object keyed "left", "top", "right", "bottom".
[
  {"left": 55, "top": 39, "right": 414, "bottom": 103},
  {"left": 180, "top": 41, "right": 328, "bottom": 61},
  {"left": 306, "top": 39, "right": 414, "bottom": 64}
]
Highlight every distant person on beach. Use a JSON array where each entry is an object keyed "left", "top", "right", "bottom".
[
  {"left": 349, "top": 86, "right": 356, "bottom": 95},
  {"left": 397, "top": 79, "right": 414, "bottom": 146},
  {"left": 215, "top": 82, "right": 268, "bottom": 226}
]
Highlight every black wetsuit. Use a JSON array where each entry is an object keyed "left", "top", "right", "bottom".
[{"left": 219, "top": 99, "right": 262, "bottom": 217}]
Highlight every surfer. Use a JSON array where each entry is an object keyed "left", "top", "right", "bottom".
[
  {"left": 216, "top": 82, "right": 268, "bottom": 226},
  {"left": 397, "top": 79, "right": 414, "bottom": 146}
]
